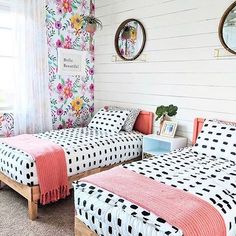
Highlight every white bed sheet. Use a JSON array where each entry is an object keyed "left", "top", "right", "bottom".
[
  {"left": 0, "top": 127, "right": 142, "bottom": 186},
  {"left": 74, "top": 148, "right": 236, "bottom": 236}
]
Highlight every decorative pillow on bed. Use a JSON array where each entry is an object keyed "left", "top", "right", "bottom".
[
  {"left": 108, "top": 106, "right": 141, "bottom": 132},
  {"left": 88, "top": 108, "right": 130, "bottom": 133},
  {"left": 192, "top": 119, "right": 236, "bottom": 160},
  {"left": 213, "top": 119, "right": 236, "bottom": 127}
]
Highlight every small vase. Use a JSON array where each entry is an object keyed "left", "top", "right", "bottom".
[
  {"left": 86, "top": 24, "right": 97, "bottom": 34},
  {"left": 122, "top": 27, "right": 131, "bottom": 40}
]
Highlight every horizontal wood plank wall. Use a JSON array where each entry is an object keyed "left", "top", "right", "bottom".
[{"left": 94, "top": 0, "right": 236, "bottom": 142}]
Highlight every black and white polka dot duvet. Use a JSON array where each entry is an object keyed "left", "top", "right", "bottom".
[
  {"left": 74, "top": 148, "right": 236, "bottom": 236},
  {"left": 0, "top": 127, "right": 142, "bottom": 186}
]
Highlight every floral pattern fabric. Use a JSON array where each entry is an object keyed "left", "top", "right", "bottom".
[
  {"left": 46, "top": 0, "right": 95, "bottom": 129},
  {"left": 0, "top": 0, "right": 95, "bottom": 136},
  {"left": 0, "top": 113, "right": 14, "bottom": 137}
]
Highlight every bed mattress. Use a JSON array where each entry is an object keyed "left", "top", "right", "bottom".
[
  {"left": 0, "top": 127, "right": 142, "bottom": 186},
  {"left": 74, "top": 148, "right": 236, "bottom": 236}
]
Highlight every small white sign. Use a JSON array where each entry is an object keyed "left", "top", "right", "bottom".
[{"left": 58, "top": 48, "right": 87, "bottom": 76}]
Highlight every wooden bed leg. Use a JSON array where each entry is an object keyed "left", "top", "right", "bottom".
[
  {"left": 75, "top": 217, "right": 97, "bottom": 236},
  {"left": 0, "top": 180, "right": 5, "bottom": 189},
  {"left": 28, "top": 200, "right": 38, "bottom": 220}
]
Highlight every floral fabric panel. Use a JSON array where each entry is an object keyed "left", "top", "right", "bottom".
[
  {"left": 0, "top": 0, "right": 95, "bottom": 136},
  {"left": 46, "top": 0, "right": 95, "bottom": 129},
  {"left": 0, "top": 113, "right": 14, "bottom": 137}
]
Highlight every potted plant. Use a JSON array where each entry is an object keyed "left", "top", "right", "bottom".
[
  {"left": 121, "top": 25, "right": 136, "bottom": 40},
  {"left": 83, "top": 15, "right": 103, "bottom": 34},
  {"left": 121, "top": 26, "right": 132, "bottom": 40},
  {"left": 155, "top": 104, "right": 178, "bottom": 134}
]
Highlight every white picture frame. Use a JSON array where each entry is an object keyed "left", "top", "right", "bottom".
[
  {"left": 160, "top": 121, "right": 178, "bottom": 138},
  {"left": 58, "top": 48, "right": 87, "bottom": 76}
]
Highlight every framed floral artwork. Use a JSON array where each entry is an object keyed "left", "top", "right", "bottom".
[{"left": 58, "top": 48, "right": 87, "bottom": 76}]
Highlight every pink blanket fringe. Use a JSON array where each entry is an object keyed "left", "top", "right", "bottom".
[
  {"left": 1, "top": 134, "right": 70, "bottom": 205},
  {"left": 41, "top": 185, "right": 69, "bottom": 205}
]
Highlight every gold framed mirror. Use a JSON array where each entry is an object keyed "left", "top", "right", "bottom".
[
  {"left": 114, "top": 19, "right": 146, "bottom": 61},
  {"left": 219, "top": 2, "right": 236, "bottom": 54}
]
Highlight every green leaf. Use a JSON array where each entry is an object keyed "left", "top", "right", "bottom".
[
  {"left": 167, "top": 104, "right": 178, "bottom": 117},
  {"left": 155, "top": 104, "right": 178, "bottom": 121},
  {"left": 71, "top": 4, "right": 77, "bottom": 10},
  {"left": 61, "top": 78, "right": 65, "bottom": 85}
]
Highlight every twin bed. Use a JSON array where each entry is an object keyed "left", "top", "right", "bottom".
[
  {"left": 74, "top": 118, "right": 236, "bottom": 236},
  {"left": 0, "top": 110, "right": 153, "bottom": 220},
  {"left": 1, "top": 109, "right": 235, "bottom": 236}
]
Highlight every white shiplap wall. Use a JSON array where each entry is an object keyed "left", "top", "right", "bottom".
[{"left": 94, "top": 0, "right": 236, "bottom": 141}]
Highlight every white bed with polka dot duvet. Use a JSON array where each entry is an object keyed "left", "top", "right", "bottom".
[
  {"left": 74, "top": 119, "right": 236, "bottom": 236},
  {"left": 0, "top": 127, "right": 142, "bottom": 186},
  {"left": 74, "top": 148, "right": 236, "bottom": 236}
]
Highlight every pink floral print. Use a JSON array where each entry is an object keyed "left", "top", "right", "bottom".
[{"left": 45, "top": 0, "right": 95, "bottom": 129}]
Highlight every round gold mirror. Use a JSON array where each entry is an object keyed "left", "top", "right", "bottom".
[
  {"left": 219, "top": 2, "right": 236, "bottom": 54},
  {"left": 114, "top": 19, "right": 146, "bottom": 61}
]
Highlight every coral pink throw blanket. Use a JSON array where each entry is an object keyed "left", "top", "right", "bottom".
[
  {"left": 1, "top": 134, "right": 69, "bottom": 204},
  {"left": 82, "top": 167, "right": 226, "bottom": 236}
]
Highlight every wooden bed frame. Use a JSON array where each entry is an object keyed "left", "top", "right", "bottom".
[
  {"left": 0, "top": 111, "right": 154, "bottom": 221},
  {"left": 0, "top": 156, "right": 140, "bottom": 220},
  {"left": 75, "top": 216, "right": 97, "bottom": 236},
  {"left": 74, "top": 117, "right": 206, "bottom": 236}
]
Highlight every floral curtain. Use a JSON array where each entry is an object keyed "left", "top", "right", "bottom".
[{"left": 11, "top": 0, "right": 52, "bottom": 135}]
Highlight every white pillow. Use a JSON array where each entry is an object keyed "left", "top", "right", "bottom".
[
  {"left": 108, "top": 106, "right": 141, "bottom": 132},
  {"left": 192, "top": 119, "right": 236, "bottom": 160},
  {"left": 88, "top": 108, "right": 130, "bottom": 133}
]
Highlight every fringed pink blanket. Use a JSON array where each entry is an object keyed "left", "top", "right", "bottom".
[
  {"left": 82, "top": 166, "right": 226, "bottom": 236},
  {"left": 1, "top": 134, "right": 70, "bottom": 205}
]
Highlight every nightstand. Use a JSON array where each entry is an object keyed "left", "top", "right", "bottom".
[{"left": 142, "top": 134, "right": 187, "bottom": 159}]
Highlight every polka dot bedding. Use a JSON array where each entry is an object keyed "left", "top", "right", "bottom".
[
  {"left": 74, "top": 148, "right": 236, "bottom": 236},
  {"left": 0, "top": 127, "right": 142, "bottom": 186},
  {"left": 88, "top": 108, "right": 130, "bottom": 134},
  {"left": 192, "top": 119, "right": 236, "bottom": 161}
]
